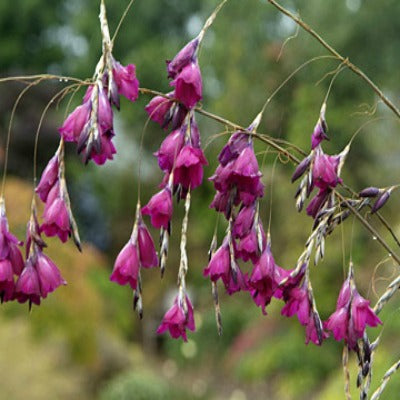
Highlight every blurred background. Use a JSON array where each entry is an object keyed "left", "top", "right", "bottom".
[{"left": 1, "top": 0, "right": 400, "bottom": 399}]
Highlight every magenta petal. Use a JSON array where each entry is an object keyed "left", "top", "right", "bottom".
[
  {"left": 142, "top": 188, "right": 173, "bottom": 230},
  {"left": 59, "top": 102, "right": 91, "bottom": 143},
  {"left": 171, "top": 62, "right": 202, "bottom": 109},
  {"left": 35, "top": 154, "right": 59, "bottom": 202},
  {"left": 113, "top": 61, "right": 139, "bottom": 102},
  {"left": 110, "top": 241, "right": 139, "bottom": 290},
  {"left": 35, "top": 253, "right": 66, "bottom": 298},
  {"left": 138, "top": 222, "right": 158, "bottom": 268}
]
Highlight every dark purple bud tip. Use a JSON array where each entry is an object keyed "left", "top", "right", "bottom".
[
  {"left": 371, "top": 188, "right": 393, "bottom": 213},
  {"left": 292, "top": 156, "right": 311, "bottom": 182},
  {"left": 359, "top": 187, "right": 380, "bottom": 198}
]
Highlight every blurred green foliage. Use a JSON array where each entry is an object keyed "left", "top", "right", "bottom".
[{"left": 1, "top": 0, "right": 400, "bottom": 399}]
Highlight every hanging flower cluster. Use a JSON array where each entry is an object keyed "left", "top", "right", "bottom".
[
  {"left": 59, "top": 2, "right": 139, "bottom": 165},
  {"left": 0, "top": 197, "right": 66, "bottom": 308}
]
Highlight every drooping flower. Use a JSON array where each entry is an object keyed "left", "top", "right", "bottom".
[
  {"left": 324, "top": 267, "right": 382, "bottom": 350},
  {"left": 157, "top": 294, "right": 196, "bottom": 341},
  {"left": 248, "top": 242, "right": 281, "bottom": 314},
  {"left": 35, "top": 154, "right": 59, "bottom": 202},
  {"left": 203, "top": 240, "right": 247, "bottom": 295},
  {"left": 173, "top": 144, "right": 208, "bottom": 191},
  {"left": 145, "top": 92, "right": 188, "bottom": 130},
  {"left": 166, "top": 37, "right": 199, "bottom": 79},
  {"left": 137, "top": 221, "right": 158, "bottom": 268},
  {"left": 110, "top": 240, "right": 139, "bottom": 290},
  {"left": 59, "top": 101, "right": 91, "bottom": 143},
  {"left": 15, "top": 260, "right": 41, "bottom": 306},
  {"left": 142, "top": 188, "right": 173, "bottom": 230},
  {"left": 171, "top": 62, "right": 202, "bottom": 109},
  {"left": 112, "top": 60, "right": 139, "bottom": 103},
  {"left": 40, "top": 183, "right": 71, "bottom": 243},
  {"left": 0, "top": 259, "right": 15, "bottom": 302},
  {"left": 311, "top": 104, "right": 329, "bottom": 150},
  {"left": 235, "top": 222, "right": 265, "bottom": 264},
  {"left": 155, "top": 127, "right": 185, "bottom": 172},
  {"left": 35, "top": 252, "right": 67, "bottom": 298},
  {"left": 0, "top": 200, "right": 24, "bottom": 285},
  {"left": 312, "top": 148, "right": 341, "bottom": 190},
  {"left": 232, "top": 205, "right": 256, "bottom": 239}
]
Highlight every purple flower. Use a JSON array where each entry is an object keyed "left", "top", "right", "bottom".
[
  {"left": 173, "top": 145, "right": 208, "bottom": 190},
  {"left": 281, "top": 281, "right": 310, "bottom": 325},
  {"left": 15, "top": 260, "right": 41, "bottom": 306},
  {"left": 248, "top": 244, "right": 281, "bottom": 314},
  {"left": 324, "top": 273, "right": 382, "bottom": 350},
  {"left": 110, "top": 240, "right": 139, "bottom": 290},
  {"left": 203, "top": 240, "right": 247, "bottom": 295},
  {"left": 89, "top": 129, "right": 117, "bottom": 165},
  {"left": 235, "top": 223, "right": 265, "bottom": 264},
  {"left": 306, "top": 189, "right": 331, "bottom": 218},
  {"left": 112, "top": 61, "right": 139, "bottom": 102},
  {"left": 35, "top": 252, "right": 66, "bottom": 299},
  {"left": 171, "top": 62, "right": 202, "bottom": 109},
  {"left": 142, "top": 188, "right": 173, "bottom": 230},
  {"left": 311, "top": 104, "right": 328, "bottom": 150},
  {"left": 137, "top": 221, "right": 158, "bottom": 268},
  {"left": 154, "top": 128, "right": 185, "bottom": 172},
  {"left": 218, "top": 132, "right": 248, "bottom": 166},
  {"left": 59, "top": 101, "right": 91, "bottom": 143},
  {"left": 167, "top": 38, "right": 199, "bottom": 79},
  {"left": 0, "top": 259, "right": 15, "bottom": 302},
  {"left": 157, "top": 294, "right": 195, "bottom": 341},
  {"left": 41, "top": 183, "right": 71, "bottom": 243},
  {"left": 0, "top": 204, "right": 24, "bottom": 279},
  {"left": 232, "top": 205, "right": 256, "bottom": 239},
  {"left": 312, "top": 148, "right": 341, "bottom": 190},
  {"left": 35, "top": 154, "right": 59, "bottom": 202}
]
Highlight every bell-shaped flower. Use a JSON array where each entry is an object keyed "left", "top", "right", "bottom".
[
  {"left": 110, "top": 240, "right": 139, "bottom": 290},
  {"left": 154, "top": 128, "right": 185, "bottom": 172},
  {"left": 112, "top": 60, "right": 139, "bottom": 103},
  {"left": 203, "top": 240, "right": 247, "bottom": 295},
  {"left": 137, "top": 221, "right": 158, "bottom": 268},
  {"left": 35, "top": 252, "right": 66, "bottom": 298},
  {"left": 167, "top": 38, "right": 199, "bottom": 79},
  {"left": 312, "top": 148, "right": 341, "bottom": 190},
  {"left": 41, "top": 183, "right": 71, "bottom": 243},
  {"left": 157, "top": 294, "right": 195, "bottom": 341},
  {"left": 90, "top": 129, "right": 117, "bottom": 165},
  {"left": 324, "top": 272, "right": 382, "bottom": 350},
  {"left": 59, "top": 101, "right": 91, "bottom": 143},
  {"left": 35, "top": 154, "right": 59, "bottom": 202},
  {"left": 15, "top": 260, "right": 41, "bottom": 306},
  {"left": 249, "top": 243, "right": 281, "bottom": 314},
  {"left": 281, "top": 281, "right": 310, "bottom": 325},
  {"left": 0, "top": 259, "right": 15, "bottom": 302},
  {"left": 142, "top": 188, "right": 173, "bottom": 230},
  {"left": 232, "top": 205, "right": 256, "bottom": 239},
  {"left": 218, "top": 132, "right": 249, "bottom": 166},
  {"left": 171, "top": 62, "right": 202, "bottom": 109},
  {"left": 306, "top": 189, "right": 331, "bottom": 218},
  {"left": 173, "top": 145, "right": 208, "bottom": 191}
]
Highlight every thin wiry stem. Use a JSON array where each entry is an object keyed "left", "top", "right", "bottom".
[
  {"left": 370, "top": 358, "right": 400, "bottom": 400},
  {"left": 266, "top": 0, "right": 400, "bottom": 120},
  {"left": 1, "top": 78, "right": 44, "bottom": 197},
  {"left": 33, "top": 83, "right": 82, "bottom": 186}
]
